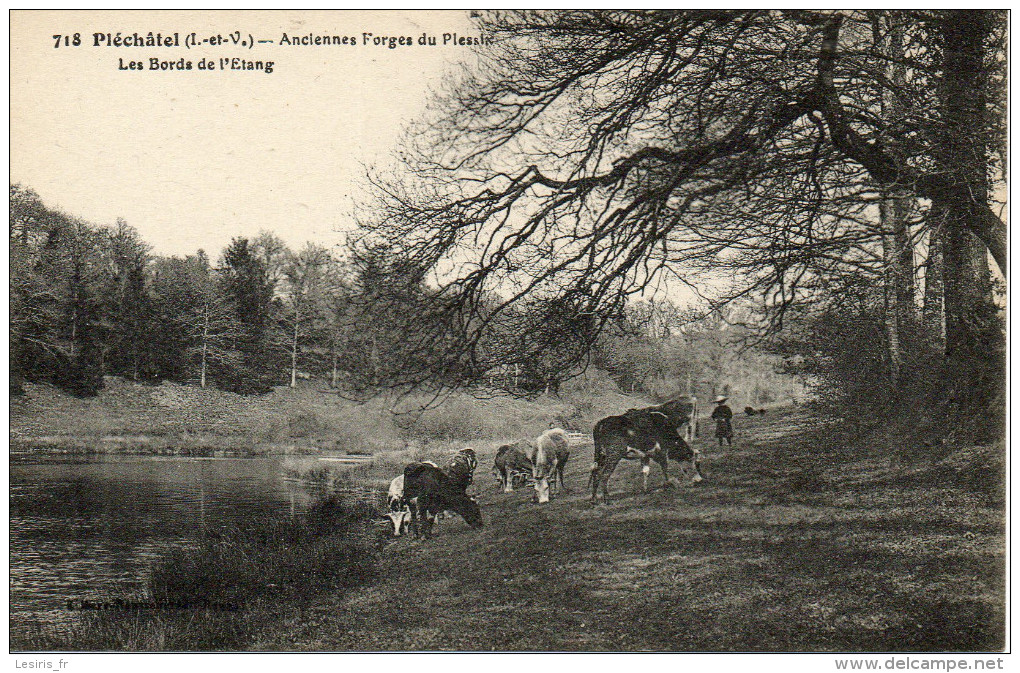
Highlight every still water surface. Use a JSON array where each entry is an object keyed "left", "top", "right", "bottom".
[{"left": 10, "top": 454, "right": 379, "bottom": 640}]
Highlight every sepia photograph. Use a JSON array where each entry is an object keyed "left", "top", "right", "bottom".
[{"left": 9, "top": 9, "right": 1007, "bottom": 657}]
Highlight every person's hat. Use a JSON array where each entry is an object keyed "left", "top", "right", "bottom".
[{"left": 714, "top": 395, "right": 728, "bottom": 403}]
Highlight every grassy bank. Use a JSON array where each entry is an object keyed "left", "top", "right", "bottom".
[
  {"left": 10, "top": 372, "right": 638, "bottom": 456},
  {"left": 17, "top": 408, "right": 1005, "bottom": 651}
]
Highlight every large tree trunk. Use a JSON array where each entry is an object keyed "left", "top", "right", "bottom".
[
  {"left": 942, "top": 221, "right": 991, "bottom": 358},
  {"left": 875, "top": 13, "right": 917, "bottom": 383},
  {"left": 937, "top": 11, "right": 994, "bottom": 361}
]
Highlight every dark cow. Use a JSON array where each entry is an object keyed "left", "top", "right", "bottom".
[
  {"left": 626, "top": 396, "right": 699, "bottom": 443},
  {"left": 446, "top": 447, "right": 478, "bottom": 492},
  {"left": 402, "top": 462, "right": 483, "bottom": 538},
  {"left": 590, "top": 410, "right": 703, "bottom": 502},
  {"left": 493, "top": 441, "right": 534, "bottom": 492},
  {"left": 745, "top": 406, "right": 758, "bottom": 416}
]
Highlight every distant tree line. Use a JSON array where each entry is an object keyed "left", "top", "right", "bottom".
[
  {"left": 10, "top": 184, "right": 445, "bottom": 396},
  {"left": 15, "top": 184, "right": 765, "bottom": 399}
]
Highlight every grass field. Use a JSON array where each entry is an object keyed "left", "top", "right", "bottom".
[{"left": 257, "top": 408, "right": 1001, "bottom": 652}]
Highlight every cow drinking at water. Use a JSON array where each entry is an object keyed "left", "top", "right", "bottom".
[
  {"left": 590, "top": 409, "right": 703, "bottom": 502},
  {"left": 402, "top": 461, "right": 483, "bottom": 538}
]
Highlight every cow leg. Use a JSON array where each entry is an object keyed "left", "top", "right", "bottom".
[
  {"left": 689, "top": 451, "right": 704, "bottom": 484},
  {"left": 386, "top": 510, "right": 404, "bottom": 536},
  {"left": 419, "top": 498, "right": 436, "bottom": 539},
  {"left": 499, "top": 467, "right": 513, "bottom": 493},
  {"left": 657, "top": 455, "right": 677, "bottom": 489},
  {"left": 597, "top": 458, "right": 621, "bottom": 503},
  {"left": 641, "top": 458, "right": 651, "bottom": 492},
  {"left": 407, "top": 499, "right": 419, "bottom": 539},
  {"left": 558, "top": 451, "right": 569, "bottom": 492}
]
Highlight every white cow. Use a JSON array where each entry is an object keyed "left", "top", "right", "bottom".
[{"left": 528, "top": 428, "right": 570, "bottom": 503}]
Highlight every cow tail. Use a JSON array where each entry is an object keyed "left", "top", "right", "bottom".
[
  {"left": 587, "top": 458, "right": 600, "bottom": 492},
  {"left": 587, "top": 438, "right": 603, "bottom": 492}
]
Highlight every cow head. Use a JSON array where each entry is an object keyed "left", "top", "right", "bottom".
[
  {"left": 385, "top": 509, "right": 409, "bottom": 536},
  {"left": 659, "top": 427, "right": 704, "bottom": 485},
  {"left": 668, "top": 443, "right": 704, "bottom": 484},
  {"left": 531, "top": 442, "right": 556, "bottom": 503},
  {"left": 451, "top": 494, "right": 484, "bottom": 528},
  {"left": 457, "top": 447, "right": 478, "bottom": 471},
  {"left": 534, "top": 476, "right": 551, "bottom": 503}
]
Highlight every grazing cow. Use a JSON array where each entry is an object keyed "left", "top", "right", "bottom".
[
  {"left": 758, "top": 408, "right": 767, "bottom": 415},
  {"left": 590, "top": 411, "right": 703, "bottom": 502},
  {"left": 402, "top": 462, "right": 483, "bottom": 538},
  {"left": 493, "top": 441, "right": 534, "bottom": 492},
  {"left": 528, "top": 428, "right": 570, "bottom": 503},
  {"left": 385, "top": 474, "right": 411, "bottom": 536},
  {"left": 745, "top": 406, "right": 758, "bottom": 416},
  {"left": 446, "top": 447, "right": 478, "bottom": 492}
]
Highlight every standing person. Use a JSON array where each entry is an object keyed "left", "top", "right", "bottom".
[{"left": 711, "top": 395, "right": 734, "bottom": 447}]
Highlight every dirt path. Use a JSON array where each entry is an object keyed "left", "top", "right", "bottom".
[{"left": 255, "top": 409, "right": 1005, "bottom": 652}]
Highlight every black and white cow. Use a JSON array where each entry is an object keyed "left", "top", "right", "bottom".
[
  {"left": 589, "top": 408, "right": 703, "bottom": 502},
  {"left": 385, "top": 474, "right": 411, "bottom": 536},
  {"left": 626, "top": 400, "right": 702, "bottom": 476},
  {"left": 402, "top": 461, "right": 483, "bottom": 539},
  {"left": 385, "top": 459, "right": 444, "bottom": 536}
]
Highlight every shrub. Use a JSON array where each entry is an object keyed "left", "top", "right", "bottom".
[
  {"left": 147, "top": 495, "right": 380, "bottom": 606},
  {"left": 404, "top": 396, "right": 485, "bottom": 441},
  {"left": 287, "top": 412, "right": 326, "bottom": 438},
  {"left": 775, "top": 289, "right": 1005, "bottom": 453}
]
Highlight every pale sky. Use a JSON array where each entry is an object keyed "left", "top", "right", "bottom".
[{"left": 10, "top": 10, "right": 479, "bottom": 258}]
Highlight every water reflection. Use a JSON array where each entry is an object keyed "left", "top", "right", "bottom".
[{"left": 9, "top": 454, "right": 379, "bottom": 640}]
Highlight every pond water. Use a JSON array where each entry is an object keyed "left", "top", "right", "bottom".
[{"left": 9, "top": 453, "right": 382, "bottom": 643}]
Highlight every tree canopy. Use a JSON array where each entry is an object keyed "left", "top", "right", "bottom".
[{"left": 362, "top": 10, "right": 1006, "bottom": 382}]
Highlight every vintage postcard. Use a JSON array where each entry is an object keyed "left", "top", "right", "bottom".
[{"left": 9, "top": 9, "right": 1007, "bottom": 664}]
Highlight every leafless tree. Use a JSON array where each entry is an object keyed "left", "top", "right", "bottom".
[{"left": 280, "top": 243, "right": 331, "bottom": 388}]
